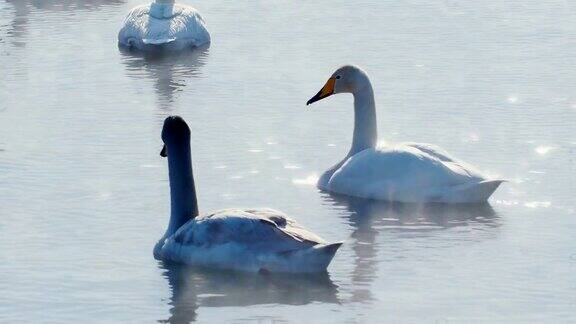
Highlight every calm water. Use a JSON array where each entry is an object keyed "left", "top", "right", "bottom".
[{"left": 1, "top": 0, "right": 575, "bottom": 322}]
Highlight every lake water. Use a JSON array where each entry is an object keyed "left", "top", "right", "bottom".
[{"left": 1, "top": 0, "right": 575, "bottom": 322}]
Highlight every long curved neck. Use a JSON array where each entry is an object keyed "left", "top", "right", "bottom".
[
  {"left": 349, "top": 83, "right": 377, "bottom": 156},
  {"left": 166, "top": 141, "right": 198, "bottom": 236}
]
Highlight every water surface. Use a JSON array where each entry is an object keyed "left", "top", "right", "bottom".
[{"left": 1, "top": 0, "right": 575, "bottom": 322}]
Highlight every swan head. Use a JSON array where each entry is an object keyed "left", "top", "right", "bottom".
[
  {"left": 160, "top": 116, "right": 190, "bottom": 157},
  {"left": 306, "top": 65, "right": 370, "bottom": 105}
]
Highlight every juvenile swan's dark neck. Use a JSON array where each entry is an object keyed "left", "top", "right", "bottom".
[{"left": 166, "top": 139, "right": 198, "bottom": 236}]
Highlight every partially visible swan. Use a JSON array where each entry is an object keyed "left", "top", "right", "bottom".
[
  {"left": 118, "top": 0, "right": 210, "bottom": 51},
  {"left": 306, "top": 65, "right": 503, "bottom": 203},
  {"left": 154, "top": 116, "right": 342, "bottom": 273}
]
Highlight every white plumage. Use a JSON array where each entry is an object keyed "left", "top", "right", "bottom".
[
  {"left": 118, "top": 1, "right": 210, "bottom": 51},
  {"left": 155, "top": 208, "right": 342, "bottom": 273},
  {"left": 320, "top": 143, "right": 503, "bottom": 203},
  {"left": 308, "top": 65, "right": 503, "bottom": 203}
]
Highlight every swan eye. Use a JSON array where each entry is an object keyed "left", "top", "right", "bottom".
[{"left": 335, "top": 76, "right": 341, "bottom": 79}]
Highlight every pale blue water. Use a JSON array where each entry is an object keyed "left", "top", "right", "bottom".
[{"left": 1, "top": 0, "right": 575, "bottom": 323}]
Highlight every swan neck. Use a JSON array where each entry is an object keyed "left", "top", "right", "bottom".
[
  {"left": 350, "top": 83, "right": 377, "bottom": 156},
  {"left": 166, "top": 140, "right": 198, "bottom": 236}
]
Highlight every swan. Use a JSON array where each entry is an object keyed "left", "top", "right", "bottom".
[
  {"left": 306, "top": 65, "right": 503, "bottom": 203},
  {"left": 118, "top": 0, "right": 210, "bottom": 51},
  {"left": 154, "top": 116, "right": 342, "bottom": 273}
]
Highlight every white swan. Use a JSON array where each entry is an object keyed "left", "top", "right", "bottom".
[
  {"left": 154, "top": 116, "right": 342, "bottom": 273},
  {"left": 118, "top": 0, "right": 210, "bottom": 51},
  {"left": 306, "top": 65, "right": 503, "bottom": 203}
]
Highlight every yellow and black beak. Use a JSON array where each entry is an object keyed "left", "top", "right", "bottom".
[
  {"left": 306, "top": 77, "right": 335, "bottom": 105},
  {"left": 160, "top": 144, "right": 167, "bottom": 157}
]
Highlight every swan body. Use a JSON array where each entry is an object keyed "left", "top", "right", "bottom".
[
  {"left": 307, "top": 65, "right": 503, "bottom": 203},
  {"left": 154, "top": 116, "right": 341, "bottom": 273},
  {"left": 154, "top": 208, "right": 342, "bottom": 273},
  {"left": 118, "top": 0, "right": 210, "bottom": 51},
  {"left": 319, "top": 142, "right": 503, "bottom": 203}
]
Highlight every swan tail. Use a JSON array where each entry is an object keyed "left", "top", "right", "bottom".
[
  {"left": 441, "top": 179, "right": 504, "bottom": 203},
  {"left": 260, "top": 242, "right": 343, "bottom": 273},
  {"left": 313, "top": 242, "right": 343, "bottom": 265},
  {"left": 470, "top": 179, "right": 504, "bottom": 201},
  {"left": 142, "top": 37, "right": 177, "bottom": 45}
]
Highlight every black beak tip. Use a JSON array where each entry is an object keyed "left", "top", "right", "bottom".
[
  {"left": 307, "top": 89, "right": 328, "bottom": 106},
  {"left": 306, "top": 96, "right": 318, "bottom": 106}
]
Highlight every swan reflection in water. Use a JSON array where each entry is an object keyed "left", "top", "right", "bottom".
[
  {"left": 323, "top": 193, "right": 500, "bottom": 303},
  {"left": 120, "top": 46, "right": 209, "bottom": 110},
  {"left": 4, "top": 0, "right": 125, "bottom": 42},
  {"left": 159, "top": 261, "right": 340, "bottom": 323}
]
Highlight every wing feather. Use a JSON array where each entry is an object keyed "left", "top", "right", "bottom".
[{"left": 172, "top": 209, "right": 323, "bottom": 254}]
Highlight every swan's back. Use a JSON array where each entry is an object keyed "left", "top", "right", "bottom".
[
  {"left": 118, "top": 3, "right": 210, "bottom": 50},
  {"left": 326, "top": 143, "right": 502, "bottom": 203},
  {"left": 155, "top": 208, "right": 341, "bottom": 273},
  {"left": 173, "top": 208, "right": 325, "bottom": 251}
]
